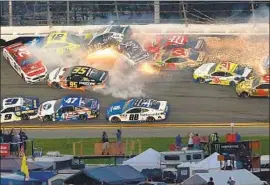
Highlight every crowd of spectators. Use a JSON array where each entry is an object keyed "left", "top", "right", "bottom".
[
  {"left": 0, "top": 1, "right": 268, "bottom": 26},
  {"left": 0, "top": 128, "right": 28, "bottom": 156}
]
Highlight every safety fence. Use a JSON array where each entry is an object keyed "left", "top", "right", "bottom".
[
  {"left": 0, "top": 1, "right": 269, "bottom": 26},
  {"left": 0, "top": 140, "right": 36, "bottom": 158}
]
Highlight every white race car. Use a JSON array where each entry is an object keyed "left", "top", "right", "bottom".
[
  {"left": 1, "top": 97, "right": 39, "bottom": 123},
  {"left": 106, "top": 98, "right": 169, "bottom": 123}
]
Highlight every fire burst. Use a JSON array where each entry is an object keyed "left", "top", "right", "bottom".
[{"left": 138, "top": 63, "right": 160, "bottom": 75}]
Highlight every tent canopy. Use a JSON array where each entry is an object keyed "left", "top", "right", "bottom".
[
  {"left": 65, "top": 165, "right": 146, "bottom": 185},
  {"left": 123, "top": 148, "right": 161, "bottom": 171},
  {"left": 182, "top": 169, "right": 263, "bottom": 185},
  {"left": 0, "top": 157, "right": 44, "bottom": 172},
  {"left": 1, "top": 173, "right": 43, "bottom": 185}
]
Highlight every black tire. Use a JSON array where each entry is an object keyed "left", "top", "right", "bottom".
[
  {"left": 241, "top": 92, "right": 249, "bottom": 98},
  {"left": 111, "top": 116, "right": 121, "bottom": 123},
  {"left": 197, "top": 78, "right": 205, "bottom": 83},
  {"left": 52, "top": 82, "right": 61, "bottom": 89},
  {"left": 43, "top": 115, "right": 52, "bottom": 122},
  {"left": 229, "top": 81, "right": 236, "bottom": 87},
  {"left": 146, "top": 116, "right": 156, "bottom": 122},
  {"left": 79, "top": 114, "right": 87, "bottom": 120},
  {"left": 21, "top": 74, "right": 26, "bottom": 81},
  {"left": 21, "top": 114, "right": 29, "bottom": 120}
]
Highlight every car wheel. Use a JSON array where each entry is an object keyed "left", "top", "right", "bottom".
[
  {"left": 52, "top": 82, "right": 61, "bottom": 89},
  {"left": 241, "top": 92, "right": 249, "bottom": 98},
  {"left": 146, "top": 116, "right": 156, "bottom": 122},
  {"left": 21, "top": 114, "right": 29, "bottom": 120},
  {"left": 43, "top": 115, "right": 52, "bottom": 122},
  {"left": 111, "top": 117, "right": 121, "bottom": 123},
  {"left": 79, "top": 114, "right": 87, "bottom": 120},
  {"left": 197, "top": 78, "right": 205, "bottom": 83},
  {"left": 229, "top": 81, "right": 236, "bottom": 87}
]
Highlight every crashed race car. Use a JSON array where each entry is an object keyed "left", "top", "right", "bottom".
[
  {"left": 87, "top": 25, "right": 132, "bottom": 52},
  {"left": 117, "top": 40, "right": 150, "bottom": 66},
  {"left": 144, "top": 35, "right": 206, "bottom": 56},
  {"left": 2, "top": 42, "right": 47, "bottom": 84},
  {"left": 47, "top": 65, "right": 109, "bottom": 91},
  {"left": 26, "top": 31, "right": 93, "bottom": 56}
]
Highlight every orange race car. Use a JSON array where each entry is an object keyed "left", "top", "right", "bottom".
[{"left": 47, "top": 65, "right": 109, "bottom": 91}]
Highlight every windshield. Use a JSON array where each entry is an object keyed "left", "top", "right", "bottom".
[
  {"left": 189, "top": 50, "right": 200, "bottom": 60},
  {"left": 23, "top": 98, "right": 32, "bottom": 106},
  {"left": 234, "top": 65, "right": 246, "bottom": 75},
  {"left": 67, "top": 34, "right": 85, "bottom": 45},
  {"left": 150, "top": 100, "right": 161, "bottom": 109},
  {"left": 53, "top": 99, "right": 62, "bottom": 112},
  {"left": 97, "top": 27, "right": 108, "bottom": 35},
  {"left": 21, "top": 56, "right": 38, "bottom": 66},
  {"left": 252, "top": 77, "right": 260, "bottom": 88},
  {"left": 123, "top": 101, "right": 131, "bottom": 112},
  {"left": 62, "top": 67, "right": 73, "bottom": 78},
  {"left": 209, "top": 64, "right": 217, "bottom": 74}
]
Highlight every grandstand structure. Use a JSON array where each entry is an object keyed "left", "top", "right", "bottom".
[{"left": 0, "top": 1, "right": 269, "bottom": 26}]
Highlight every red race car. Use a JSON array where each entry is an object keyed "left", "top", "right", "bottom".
[
  {"left": 3, "top": 42, "right": 47, "bottom": 84},
  {"left": 144, "top": 35, "right": 205, "bottom": 56}
]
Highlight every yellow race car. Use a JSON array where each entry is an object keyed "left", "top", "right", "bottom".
[
  {"left": 236, "top": 74, "right": 270, "bottom": 98},
  {"left": 193, "top": 61, "right": 253, "bottom": 86},
  {"left": 30, "top": 31, "right": 93, "bottom": 56}
]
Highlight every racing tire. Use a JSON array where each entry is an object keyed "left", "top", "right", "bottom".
[
  {"left": 146, "top": 116, "right": 156, "bottom": 122},
  {"left": 21, "top": 114, "right": 29, "bottom": 120},
  {"left": 197, "top": 78, "right": 205, "bottom": 83},
  {"left": 43, "top": 115, "right": 52, "bottom": 122},
  {"left": 111, "top": 117, "right": 121, "bottom": 123},
  {"left": 52, "top": 82, "right": 61, "bottom": 89},
  {"left": 229, "top": 81, "right": 236, "bottom": 87},
  {"left": 79, "top": 114, "right": 87, "bottom": 120},
  {"left": 240, "top": 92, "right": 249, "bottom": 98}
]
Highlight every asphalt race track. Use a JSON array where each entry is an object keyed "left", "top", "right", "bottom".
[{"left": 1, "top": 53, "right": 269, "bottom": 125}]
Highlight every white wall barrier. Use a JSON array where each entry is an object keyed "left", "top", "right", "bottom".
[{"left": 1, "top": 23, "right": 269, "bottom": 41}]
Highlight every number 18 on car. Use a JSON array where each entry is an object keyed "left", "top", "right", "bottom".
[{"left": 105, "top": 98, "right": 169, "bottom": 123}]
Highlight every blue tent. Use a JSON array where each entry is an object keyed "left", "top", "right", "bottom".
[
  {"left": 65, "top": 165, "right": 146, "bottom": 185},
  {"left": 1, "top": 173, "right": 43, "bottom": 185},
  {"left": 30, "top": 171, "right": 56, "bottom": 182}
]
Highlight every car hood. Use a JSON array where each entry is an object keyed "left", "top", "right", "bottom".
[
  {"left": 194, "top": 63, "right": 216, "bottom": 76},
  {"left": 38, "top": 100, "right": 57, "bottom": 116},
  {"left": 48, "top": 67, "right": 67, "bottom": 82},
  {"left": 106, "top": 101, "right": 126, "bottom": 116},
  {"left": 21, "top": 61, "right": 46, "bottom": 77}
]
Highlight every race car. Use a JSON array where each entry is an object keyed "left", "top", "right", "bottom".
[
  {"left": 106, "top": 98, "right": 169, "bottom": 123},
  {"left": 153, "top": 48, "right": 207, "bottom": 70},
  {"left": 3, "top": 42, "right": 48, "bottom": 83},
  {"left": 47, "top": 65, "right": 109, "bottom": 91},
  {"left": 1, "top": 97, "right": 39, "bottom": 123},
  {"left": 144, "top": 35, "right": 205, "bottom": 55},
  {"left": 193, "top": 61, "right": 252, "bottom": 86},
  {"left": 37, "top": 95, "right": 100, "bottom": 122},
  {"left": 87, "top": 25, "right": 132, "bottom": 52},
  {"left": 118, "top": 40, "right": 150, "bottom": 66},
  {"left": 27, "top": 31, "right": 93, "bottom": 56},
  {"left": 236, "top": 74, "right": 270, "bottom": 98}
]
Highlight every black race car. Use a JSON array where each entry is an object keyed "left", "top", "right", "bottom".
[{"left": 118, "top": 40, "right": 150, "bottom": 66}]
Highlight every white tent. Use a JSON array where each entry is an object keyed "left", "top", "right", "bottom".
[{"left": 123, "top": 148, "right": 161, "bottom": 171}]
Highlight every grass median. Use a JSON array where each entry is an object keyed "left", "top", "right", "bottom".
[{"left": 29, "top": 136, "right": 269, "bottom": 164}]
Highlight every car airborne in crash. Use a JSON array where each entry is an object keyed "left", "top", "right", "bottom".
[
  {"left": 106, "top": 98, "right": 169, "bottom": 123},
  {"left": 193, "top": 61, "right": 252, "bottom": 86},
  {"left": 236, "top": 74, "right": 270, "bottom": 98},
  {"left": 47, "top": 65, "right": 109, "bottom": 91},
  {"left": 38, "top": 95, "right": 100, "bottom": 122},
  {"left": 3, "top": 42, "right": 48, "bottom": 84},
  {"left": 1, "top": 97, "right": 39, "bottom": 123}
]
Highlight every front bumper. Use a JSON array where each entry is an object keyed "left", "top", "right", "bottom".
[{"left": 25, "top": 73, "right": 47, "bottom": 84}]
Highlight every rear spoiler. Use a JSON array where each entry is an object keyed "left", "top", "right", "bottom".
[{"left": 0, "top": 36, "right": 43, "bottom": 47}]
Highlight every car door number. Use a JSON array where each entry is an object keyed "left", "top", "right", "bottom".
[{"left": 129, "top": 114, "right": 139, "bottom": 120}]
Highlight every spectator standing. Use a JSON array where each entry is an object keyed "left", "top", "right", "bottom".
[
  {"left": 116, "top": 129, "right": 122, "bottom": 155},
  {"left": 188, "top": 133, "right": 194, "bottom": 149},
  {"left": 193, "top": 133, "right": 201, "bottom": 150},
  {"left": 101, "top": 131, "right": 110, "bottom": 155},
  {"left": 227, "top": 177, "right": 236, "bottom": 185},
  {"left": 207, "top": 177, "right": 214, "bottom": 185},
  {"left": 0, "top": 129, "right": 3, "bottom": 143},
  {"left": 236, "top": 132, "right": 241, "bottom": 142},
  {"left": 175, "top": 134, "right": 182, "bottom": 150},
  {"left": 19, "top": 129, "right": 28, "bottom": 152}
]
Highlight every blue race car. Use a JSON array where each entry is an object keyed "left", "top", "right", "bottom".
[
  {"left": 1, "top": 96, "right": 39, "bottom": 122},
  {"left": 106, "top": 98, "right": 169, "bottom": 123},
  {"left": 38, "top": 95, "right": 100, "bottom": 122}
]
